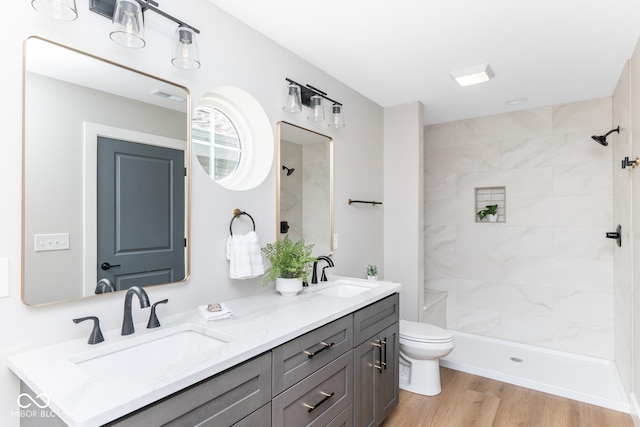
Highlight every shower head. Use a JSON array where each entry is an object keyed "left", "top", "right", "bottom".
[
  {"left": 591, "top": 126, "right": 620, "bottom": 146},
  {"left": 282, "top": 165, "right": 295, "bottom": 176}
]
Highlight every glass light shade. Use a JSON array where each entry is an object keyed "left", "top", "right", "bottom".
[
  {"left": 31, "top": 0, "right": 78, "bottom": 21},
  {"left": 307, "top": 95, "right": 325, "bottom": 121},
  {"left": 172, "top": 27, "right": 201, "bottom": 70},
  {"left": 110, "top": 0, "right": 145, "bottom": 49},
  {"left": 283, "top": 83, "right": 302, "bottom": 113},
  {"left": 329, "top": 104, "right": 345, "bottom": 128}
]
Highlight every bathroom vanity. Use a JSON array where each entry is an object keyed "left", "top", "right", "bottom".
[{"left": 9, "top": 277, "right": 401, "bottom": 426}]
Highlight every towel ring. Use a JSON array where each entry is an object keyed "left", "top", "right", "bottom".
[{"left": 229, "top": 210, "right": 256, "bottom": 236}]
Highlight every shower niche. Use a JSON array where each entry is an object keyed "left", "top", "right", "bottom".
[{"left": 475, "top": 186, "right": 506, "bottom": 223}]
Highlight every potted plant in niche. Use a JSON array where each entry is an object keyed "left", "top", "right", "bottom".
[
  {"left": 477, "top": 204, "right": 498, "bottom": 222},
  {"left": 366, "top": 265, "right": 378, "bottom": 280},
  {"left": 262, "top": 235, "right": 316, "bottom": 296}
]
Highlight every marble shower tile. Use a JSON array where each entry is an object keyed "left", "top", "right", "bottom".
[
  {"left": 554, "top": 289, "right": 613, "bottom": 324},
  {"left": 425, "top": 199, "right": 470, "bottom": 225},
  {"left": 425, "top": 251, "right": 457, "bottom": 279},
  {"left": 552, "top": 163, "right": 612, "bottom": 196},
  {"left": 551, "top": 319, "right": 614, "bottom": 359},
  {"left": 456, "top": 279, "right": 502, "bottom": 311},
  {"left": 456, "top": 107, "right": 552, "bottom": 144},
  {"left": 500, "top": 135, "right": 562, "bottom": 169},
  {"left": 502, "top": 283, "right": 554, "bottom": 315},
  {"left": 425, "top": 142, "right": 501, "bottom": 175},
  {"left": 552, "top": 97, "right": 612, "bottom": 135},
  {"left": 456, "top": 167, "right": 553, "bottom": 199},
  {"left": 449, "top": 306, "right": 502, "bottom": 337},
  {"left": 453, "top": 252, "right": 504, "bottom": 282},
  {"left": 424, "top": 122, "right": 456, "bottom": 148},
  {"left": 552, "top": 227, "right": 613, "bottom": 260},
  {"left": 508, "top": 195, "right": 612, "bottom": 227},
  {"left": 425, "top": 225, "right": 456, "bottom": 252},
  {"left": 501, "top": 312, "right": 556, "bottom": 345},
  {"left": 424, "top": 174, "right": 456, "bottom": 201}
]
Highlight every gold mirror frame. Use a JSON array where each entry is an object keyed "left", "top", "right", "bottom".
[
  {"left": 22, "top": 37, "right": 191, "bottom": 305},
  {"left": 276, "top": 121, "right": 333, "bottom": 256}
]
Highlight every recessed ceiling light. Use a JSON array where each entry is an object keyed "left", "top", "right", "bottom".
[
  {"left": 450, "top": 63, "right": 494, "bottom": 87},
  {"left": 504, "top": 97, "right": 528, "bottom": 105}
]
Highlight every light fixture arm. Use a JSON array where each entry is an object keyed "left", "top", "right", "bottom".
[
  {"left": 90, "top": 0, "right": 199, "bottom": 33},
  {"left": 285, "top": 78, "right": 342, "bottom": 107},
  {"left": 135, "top": 0, "right": 200, "bottom": 33}
]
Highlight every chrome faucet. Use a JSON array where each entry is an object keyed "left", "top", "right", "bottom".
[
  {"left": 122, "top": 286, "right": 150, "bottom": 335},
  {"left": 311, "top": 256, "right": 334, "bottom": 284}
]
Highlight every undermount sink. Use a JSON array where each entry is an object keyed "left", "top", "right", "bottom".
[
  {"left": 70, "top": 324, "right": 232, "bottom": 384},
  {"left": 313, "top": 279, "right": 379, "bottom": 298}
]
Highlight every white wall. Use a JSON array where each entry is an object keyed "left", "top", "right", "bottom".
[
  {"left": 424, "top": 98, "right": 615, "bottom": 359},
  {"left": 384, "top": 102, "right": 424, "bottom": 322},
  {"left": 0, "top": 1, "right": 384, "bottom": 425}
]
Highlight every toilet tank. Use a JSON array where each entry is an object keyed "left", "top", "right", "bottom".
[{"left": 422, "top": 289, "right": 448, "bottom": 328}]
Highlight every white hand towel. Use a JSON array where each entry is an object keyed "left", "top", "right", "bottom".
[
  {"left": 226, "top": 231, "right": 265, "bottom": 280},
  {"left": 198, "top": 303, "right": 232, "bottom": 321}
]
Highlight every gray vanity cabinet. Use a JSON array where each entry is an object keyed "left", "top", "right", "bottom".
[
  {"left": 107, "top": 352, "right": 272, "bottom": 426},
  {"left": 352, "top": 294, "right": 400, "bottom": 427}
]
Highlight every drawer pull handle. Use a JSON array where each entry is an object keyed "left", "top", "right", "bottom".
[
  {"left": 303, "top": 391, "right": 334, "bottom": 413},
  {"left": 381, "top": 338, "right": 387, "bottom": 370},
  {"left": 303, "top": 341, "right": 334, "bottom": 358}
]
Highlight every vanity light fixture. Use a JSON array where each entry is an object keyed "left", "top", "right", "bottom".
[
  {"left": 31, "top": 0, "right": 78, "bottom": 21},
  {"left": 33, "top": 0, "right": 202, "bottom": 69},
  {"left": 283, "top": 78, "right": 345, "bottom": 127},
  {"left": 450, "top": 63, "right": 494, "bottom": 87}
]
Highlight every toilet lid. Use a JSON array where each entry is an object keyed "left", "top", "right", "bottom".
[{"left": 399, "top": 320, "right": 453, "bottom": 343}]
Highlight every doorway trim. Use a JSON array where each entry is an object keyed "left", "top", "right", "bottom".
[{"left": 83, "top": 122, "right": 187, "bottom": 296}]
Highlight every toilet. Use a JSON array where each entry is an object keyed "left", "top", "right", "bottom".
[{"left": 399, "top": 319, "right": 455, "bottom": 396}]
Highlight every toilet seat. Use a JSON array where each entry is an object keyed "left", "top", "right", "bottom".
[{"left": 400, "top": 320, "right": 453, "bottom": 344}]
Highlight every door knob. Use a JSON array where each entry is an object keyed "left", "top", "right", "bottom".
[
  {"left": 100, "top": 262, "right": 121, "bottom": 271},
  {"left": 605, "top": 225, "right": 622, "bottom": 247}
]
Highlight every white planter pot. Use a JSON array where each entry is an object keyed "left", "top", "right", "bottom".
[
  {"left": 367, "top": 275, "right": 377, "bottom": 281},
  {"left": 275, "top": 277, "right": 303, "bottom": 296},
  {"left": 488, "top": 214, "right": 498, "bottom": 222}
]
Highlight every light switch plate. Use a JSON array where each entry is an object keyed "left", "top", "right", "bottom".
[{"left": 34, "top": 233, "right": 70, "bottom": 252}]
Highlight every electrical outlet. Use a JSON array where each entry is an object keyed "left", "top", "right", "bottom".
[{"left": 34, "top": 233, "right": 70, "bottom": 252}]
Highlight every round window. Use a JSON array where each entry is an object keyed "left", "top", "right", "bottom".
[{"left": 192, "top": 86, "right": 273, "bottom": 191}]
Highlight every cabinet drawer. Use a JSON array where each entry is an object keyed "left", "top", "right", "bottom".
[
  {"left": 327, "top": 403, "right": 353, "bottom": 427},
  {"left": 272, "top": 314, "right": 353, "bottom": 395},
  {"left": 273, "top": 351, "right": 353, "bottom": 427},
  {"left": 108, "top": 352, "right": 272, "bottom": 427},
  {"left": 233, "top": 403, "right": 271, "bottom": 427},
  {"left": 353, "top": 293, "right": 399, "bottom": 346}
]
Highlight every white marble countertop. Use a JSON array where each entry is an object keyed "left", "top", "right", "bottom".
[{"left": 8, "top": 276, "right": 401, "bottom": 427}]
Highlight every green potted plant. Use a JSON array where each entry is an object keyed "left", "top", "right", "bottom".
[
  {"left": 477, "top": 204, "right": 498, "bottom": 222},
  {"left": 262, "top": 235, "right": 316, "bottom": 296},
  {"left": 366, "top": 265, "right": 378, "bottom": 280}
]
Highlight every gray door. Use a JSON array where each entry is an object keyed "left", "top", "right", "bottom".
[{"left": 97, "top": 136, "right": 185, "bottom": 291}]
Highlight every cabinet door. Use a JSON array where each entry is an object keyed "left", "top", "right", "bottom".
[
  {"left": 376, "top": 322, "right": 399, "bottom": 423},
  {"left": 353, "top": 337, "right": 377, "bottom": 427},
  {"left": 353, "top": 322, "right": 399, "bottom": 427},
  {"left": 353, "top": 294, "right": 399, "bottom": 347}
]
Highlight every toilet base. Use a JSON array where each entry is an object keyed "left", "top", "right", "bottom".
[{"left": 398, "top": 355, "right": 443, "bottom": 396}]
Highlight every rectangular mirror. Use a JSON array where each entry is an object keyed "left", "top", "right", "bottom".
[
  {"left": 277, "top": 122, "right": 333, "bottom": 256},
  {"left": 22, "top": 37, "right": 191, "bottom": 305}
]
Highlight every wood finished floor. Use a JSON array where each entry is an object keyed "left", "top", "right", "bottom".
[{"left": 382, "top": 367, "right": 633, "bottom": 427}]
